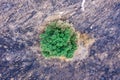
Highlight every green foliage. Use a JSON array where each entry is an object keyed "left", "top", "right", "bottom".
[{"left": 40, "top": 21, "right": 77, "bottom": 58}]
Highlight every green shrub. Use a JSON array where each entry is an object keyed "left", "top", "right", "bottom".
[{"left": 39, "top": 21, "right": 77, "bottom": 58}]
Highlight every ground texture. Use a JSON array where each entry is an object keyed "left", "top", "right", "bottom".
[{"left": 0, "top": 0, "right": 120, "bottom": 80}]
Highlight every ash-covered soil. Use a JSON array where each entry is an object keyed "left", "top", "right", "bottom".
[{"left": 0, "top": 0, "right": 120, "bottom": 80}]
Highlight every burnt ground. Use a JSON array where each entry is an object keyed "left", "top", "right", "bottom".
[{"left": 0, "top": 0, "right": 120, "bottom": 80}]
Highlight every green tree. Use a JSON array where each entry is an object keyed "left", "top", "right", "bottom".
[{"left": 40, "top": 21, "right": 77, "bottom": 58}]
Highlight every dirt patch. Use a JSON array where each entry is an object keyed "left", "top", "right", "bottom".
[{"left": 37, "top": 12, "right": 95, "bottom": 61}]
